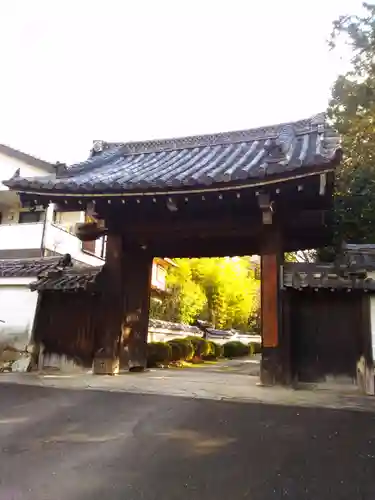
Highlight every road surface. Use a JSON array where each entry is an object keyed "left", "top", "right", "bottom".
[{"left": 0, "top": 383, "right": 375, "bottom": 499}]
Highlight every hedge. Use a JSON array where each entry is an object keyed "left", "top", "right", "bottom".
[
  {"left": 250, "top": 341, "right": 262, "bottom": 355},
  {"left": 186, "top": 336, "right": 211, "bottom": 358},
  {"left": 176, "top": 339, "right": 195, "bottom": 360},
  {"left": 147, "top": 336, "right": 236, "bottom": 367},
  {"left": 223, "top": 341, "right": 252, "bottom": 358},
  {"left": 203, "top": 341, "right": 224, "bottom": 360},
  {"left": 147, "top": 337, "right": 226, "bottom": 366},
  {"left": 167, "top": 338, "right": 195, "bottom": 362},
  {"left": 167, "top": 341, "right": 183, "bottom": 362},
  {"left": 147, "top": 342, "right": 171, "bottom": 367}
]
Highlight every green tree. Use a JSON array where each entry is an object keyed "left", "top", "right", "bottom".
[
  {"left": 321, "top": 3, "right": 375, "bottom": 259},
  {"left": 151, "top": 257, "right": 260, "bottom": 331},
  {"left": 161, "top": 259, "right": 207, "bottom": 324},
  {"left": 190, "top": 257, "right": 260, "bottom": 330}
]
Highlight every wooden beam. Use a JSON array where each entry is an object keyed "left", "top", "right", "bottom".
[
  {"left": 257, "top": 193, "right": 274, "bottom": 225},
  {"left": 147, "top": 236, "right": 332, "bottom": 259},
  {"left": 119, "top": 213, "right": 261, "bottom": 237},
  {"left": 116, "top": 210, "right": 329, "bottom": 245},
  {"left": 261, "top": 228, "right": 282, "bottom": 349},
  {"left": 260, "top": 226, "right": 286, "bottom": 385},
  {"left": 148, "top": 236, "right": 260, "bottom": 258}
]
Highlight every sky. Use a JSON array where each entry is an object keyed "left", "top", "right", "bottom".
[{"left": 0, "top": 0, "right": 363, "bottom": 165}]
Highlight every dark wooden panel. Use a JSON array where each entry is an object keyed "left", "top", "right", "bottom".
[
  {"left": 34, "top": 292, "right": 100, "bottom": 367},
  {"left": 261, "top": 228, "right": 282, "bottom": 349},
  {"left": 290, "top": 291, "right": 364, "bottom": 382},
  {"left": 261, "top": 253, "right": 279, "bottom": 348}
]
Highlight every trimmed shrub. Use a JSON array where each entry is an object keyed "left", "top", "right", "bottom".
[
  {"left": 250, "top": 341, "right": 262, "bottom": 355},
  {"left": 147, "top": 342, "right": 171, "bottom": 367},
  {"left": 248, "top": 343, "right": 255, "bottom": 356},
  {"left": 186, "top": 336, "right": 211, "bottom": 359},
  {"left": 167, "top": 340, "right": 185, "bottom": 362},
  {"left": 203, "top": 341, "right": 224, "bottom": 360},
  {"left": 212, "top": 341, "right": 224, "bottom": 359},
  {"left": 167, "top": 339, "right": 195, "bottom": 362},
  {"left": 171, "top": 338, "right": 195, "bottom": 361},
  {"left": 223, "top": 341, "right": 251, "bottom": 358}
]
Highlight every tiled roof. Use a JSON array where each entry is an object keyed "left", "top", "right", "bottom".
[
  {"left": 283, "top": 262, "right": 375, "bottom": 291},
  {"left": 148, "top": 318, "right": 201, "bottom": 335},
  {"left": 340, "top": 244, "right": 375, "bottom": 271},
  {"left": 4, "top": 113, "right": 341, "bottom": 196},
  {"left": 31, "top": 267, "right": 101, "bottom": 291},
  {"left": 0, "top": 257, "right": 62, "bottom": 278}
]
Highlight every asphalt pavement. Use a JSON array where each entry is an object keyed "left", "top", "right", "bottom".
[{"left": 0, "top": 383, "right": 375, "bottom": 499}]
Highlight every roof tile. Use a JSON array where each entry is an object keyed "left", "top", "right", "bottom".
[
  {"left": 31, "top": 267, "right": 101, "bottom": 291},
  {"left": 0, "top": 257, "right": 62, "bottom": 278},
  {"left": 283, "top": 262, "right": 375, "bottom": 291},
  {"left": 4, "top": 114, "right": 341, "bottom": 195}
]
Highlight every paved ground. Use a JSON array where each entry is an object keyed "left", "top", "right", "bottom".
[
  {"left": 0, "top": 382, "right": 375, "bottom": 500},
  {"left": 1, "top": 357, "right": 374, "bottom": 411}
]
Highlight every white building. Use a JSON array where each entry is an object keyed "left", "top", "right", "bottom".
[
  {"left": 0, "top": 144, "right": 106, "bottom": 265},
  {"left": 0, "top": 144, "right": 171, "bottom": 370}
]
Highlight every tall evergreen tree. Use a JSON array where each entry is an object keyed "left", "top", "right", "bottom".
[{"left": 321, "top": 3, "right": 375, "bottom": 259}]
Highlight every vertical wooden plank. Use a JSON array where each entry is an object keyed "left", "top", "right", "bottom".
[
  {"left": 260, "top": 227, "right": 282, "bottom": 348},
  {"left": 280, "top": 291, "right": 292, "bottom": 385},
  {"left": 260, "top": 227, "right": 284, "bottom": 385},
  {"left": 93, "top": 232, "right": 124, "bottom": 373},
  {"left": 122, "top": 251, "right": 153, "bottom": 371},
  {"left": 261, "top": 253, "right": 279, "bottom": 348},
  {"left": 360, "top": 295, "right": 373, "bottom": 365}
]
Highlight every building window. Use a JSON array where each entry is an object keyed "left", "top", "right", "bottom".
[
  {"left": 18, "top": 211, "right": 44, "bottom": 223},
  {"left": 156, "top": 265, "right": 167, "bottom": 286},
  {"left": 82, "top": 239, "right": 96, "bottom": 255}
]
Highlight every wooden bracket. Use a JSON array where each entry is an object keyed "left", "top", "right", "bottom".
[{"left": 258, "top": 193, "right": 274, "bottom": 225}]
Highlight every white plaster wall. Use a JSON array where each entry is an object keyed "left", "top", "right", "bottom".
[
  {"left": 0, "top": 223, "right": 44, "bottom": 250},
  {"left": 0, "top": 151, "right": 48, "bottom": 190},
  {"left": 0, "top": 218, "right": 104, "bottom": 265},
  {"left": 44, "top": 223, "right": 104, "bottom": 266},
  {"left": 0, "top": 151, "right": 105, "bottom": 264},
  {"left": 0, "top": 278, "right": 38, "bottom": 351}
]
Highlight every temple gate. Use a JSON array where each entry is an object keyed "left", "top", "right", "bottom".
[{"left": 5, "top": 113, "right": 341, "bottom": 384}]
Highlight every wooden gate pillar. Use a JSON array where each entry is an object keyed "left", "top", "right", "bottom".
[
  {"left": 122, "top": 250, "right": 153, "bottom": 371},
  {"left": 260, "top": 227, "right": 286, "bottom": 385},
  {"left": 93, "top": 232, "right": 124, "bottom": 374},
  {"left": 93, "top": 234, "right": 153, "bottom": 374}
]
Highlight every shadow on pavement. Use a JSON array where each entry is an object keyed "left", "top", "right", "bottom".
[{"left": 0, "top": 384, "right": 374, "bottom": 499}]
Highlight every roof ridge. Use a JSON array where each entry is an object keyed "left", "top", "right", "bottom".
[
  {"left": 0, "top": 256, "right": 61, "bottom": 263},
  {"left": 92, "top": 112, "right": 329, "bottom": 157},
  {"left": 64, "top": 266, "right": 102, "bottom": 274},
  {"left": 4, "top": 112, "right": 341, "bottom": 194}
]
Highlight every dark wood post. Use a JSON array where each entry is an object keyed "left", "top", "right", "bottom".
[
  {"left": 93, "top": 232, "right": 124, "bottom": 374},
  {"left": 260, "top": 226, "right": 285, "bottom": 385},
  {"left": 122, "top": 250, "right": 153, "bottom": 371}
]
